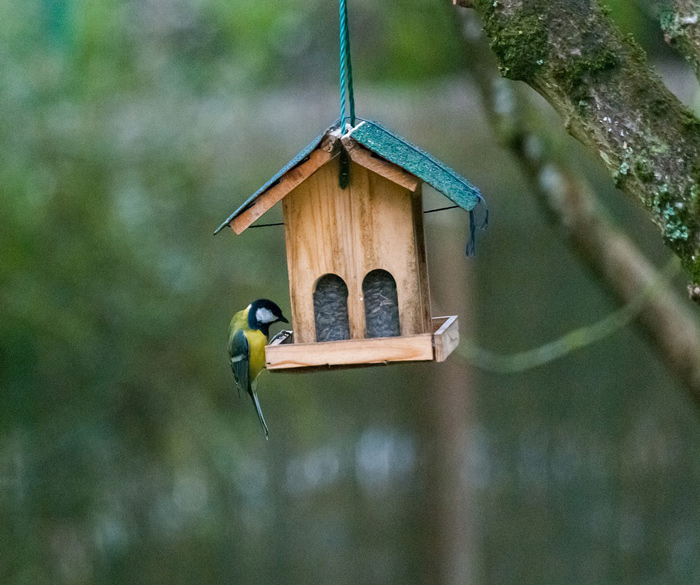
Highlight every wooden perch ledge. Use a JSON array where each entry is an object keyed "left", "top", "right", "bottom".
[{"left": 460, "top": 0, "right": 700, "bottom": 301}]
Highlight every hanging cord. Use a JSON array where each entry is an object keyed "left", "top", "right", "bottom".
[
  {"left": 339, "top": 0, "right": 356, "bottom": 132},
  {"left": 424, "top": 204, "right": 459, "bottom": 214},
  {"left": 249, "top": 204, "right": 460, "bottom": 228}
]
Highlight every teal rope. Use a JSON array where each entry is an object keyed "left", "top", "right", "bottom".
[
  {"left": 344, "top": 2, "right": 356, "bottom": 127},
  {"left": 339, "top": 0, "right": 356, "bottom": 132}
]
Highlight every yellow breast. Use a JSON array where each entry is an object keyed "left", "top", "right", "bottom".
[{"left": 245, "top": 328, "right": 268, "bottom": 381}]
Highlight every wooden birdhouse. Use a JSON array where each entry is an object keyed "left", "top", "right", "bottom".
[{"left": 215, "top": 119, "right": 485, "bottom": 372}]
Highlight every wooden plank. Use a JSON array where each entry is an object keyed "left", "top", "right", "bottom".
[
  {"left": 356, "top": 165, "right": 429, "bottom": 335},
  {"left": 343, "top": 139, "right": 420, "bottom": 192},
  {"left": 283, "top": 158, "right": 361, "bottom": 343},
  {"left": 265, "top": 316, "right": 459, "bottom": 371},
  {"left": 266, "top": 333, "right": 434, "bottom": 370},
  {"left": 411, "top": 184, "right": 432, "bottom": 332},
  {"left": 231, "top": 143, "right": 335, "bottom": 234},
  {"left": 432, "top": 315, "right": 460, "bottom": 362}
]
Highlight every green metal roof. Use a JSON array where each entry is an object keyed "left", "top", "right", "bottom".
[
  {"left": 215, "top": 118, "right": 486, "bottom": 243},
  {"left": 348, "top": 119, "right": 482, "bottom": 212}
]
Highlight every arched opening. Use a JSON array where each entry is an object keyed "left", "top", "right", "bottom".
[
  {"left": 313, "top": 274, "right": 350, "bottom": 342},
  {"left": 363, "top": 269, "right": 400, "bottom": 338}
]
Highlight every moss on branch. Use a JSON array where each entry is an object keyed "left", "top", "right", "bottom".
[
  {"left": 486, "top": 11, "right": 548, "bottom": 81},
  {"left": 470, "top": 0, "right": 700, "bottom": 298}
]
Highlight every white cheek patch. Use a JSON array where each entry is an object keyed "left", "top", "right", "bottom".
[
  {"left": 256, "top": 307, "right": 276, "bottom": 324},
  {"left": 231, "top": 355, "right": 245, "bottom": 363}
]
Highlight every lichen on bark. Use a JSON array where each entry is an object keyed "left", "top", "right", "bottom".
[
  {"left": 469, "top": 0, "right": 700, "bottom": 299},
  {"left": 660, "top": 2, "right": 700, "bottom": 78}
]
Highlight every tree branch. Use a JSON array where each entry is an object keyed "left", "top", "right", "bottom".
[
  {"left": 463, "top": 0, "right": 700, "bottom": 302},
  {"left": 661, "top": 1, "right": 700, "bottom": 79},
  {"left": 457, "top": 10, "right": 700, "bottom": 406}
]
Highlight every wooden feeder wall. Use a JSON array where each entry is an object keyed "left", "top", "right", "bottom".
[{"left": 284, "top": 155, "right": 431, "bottom": 342}]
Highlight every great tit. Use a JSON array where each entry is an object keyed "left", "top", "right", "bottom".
[{"left": 228, "top": 299, "right": 288, "bottom": 439}]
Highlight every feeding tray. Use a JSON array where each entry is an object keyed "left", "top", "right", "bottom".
[{"left": 266, "top": 315, "right": 459, "bottom": 372}]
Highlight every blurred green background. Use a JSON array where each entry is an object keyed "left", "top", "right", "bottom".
[{"left": 2, "top": 1, "right": 700, "bottom": 583}]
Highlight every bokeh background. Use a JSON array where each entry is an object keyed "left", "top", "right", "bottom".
[{"left": 3, "top": 1, "right": 700, "bottom": 584}]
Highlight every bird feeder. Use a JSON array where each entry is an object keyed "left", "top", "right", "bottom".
[{"left": 215, "top": 119, "right": 484, "bottom": 371}]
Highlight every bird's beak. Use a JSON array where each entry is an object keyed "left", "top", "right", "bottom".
[{"left": 279, "top": 315, "right": 289, "bottom": 324}]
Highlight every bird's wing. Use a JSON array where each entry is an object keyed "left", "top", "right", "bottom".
[{"left": 229, "top": 329, "right": 250, "bottom": 397}]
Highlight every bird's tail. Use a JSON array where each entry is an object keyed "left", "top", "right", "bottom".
[{"left": 251, "top": 392, "right": 269, "bottom": 440}]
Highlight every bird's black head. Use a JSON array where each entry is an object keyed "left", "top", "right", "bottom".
[{"left": 248, "top": 299, "right": 289, "bottom": 336}]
